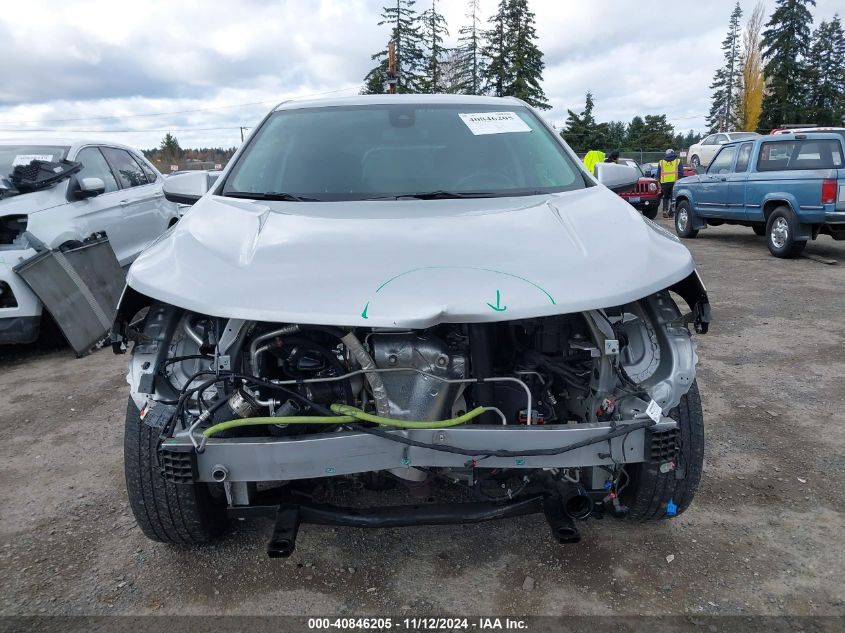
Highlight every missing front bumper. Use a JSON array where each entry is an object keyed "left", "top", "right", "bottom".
[{"left": 161, "top": 418, "right": 678, "bottom": 483}]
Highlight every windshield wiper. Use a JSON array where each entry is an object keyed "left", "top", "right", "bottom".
[
  {"left": 365, "top": 190, "right": 500, "bottom": 200},
  {"left": 224, "top": 191, "right": 320, "bottom": 202},
  {"left": 365, "top": 190, "right": 550, "bottom": 200}
]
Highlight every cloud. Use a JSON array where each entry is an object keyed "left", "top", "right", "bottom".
[{"left": 0, "top": 0, "right": 842, "bottom": 148}]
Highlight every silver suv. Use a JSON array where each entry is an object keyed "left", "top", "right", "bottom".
[{"left": 111, "top": 95, "right": 710, "bottom": 556}]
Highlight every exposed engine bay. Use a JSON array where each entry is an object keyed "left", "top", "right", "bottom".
[{"left": 115, "top": 274, "right": 707, "bottom": 556}]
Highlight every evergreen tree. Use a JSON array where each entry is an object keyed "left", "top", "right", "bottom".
[
  {"left": 439, "top": 49, "right": 467, "bottom": 94},
  {"left": 758, "top": 0, "right": 816, "bottom": 131},
  {"left": 684, "top": 130, "right": 703, "bottom": 147},
  {"left": 561, "top": 92, "right": 606, "bottom": 153},
  {"left": 481, "top": 0, "right": 509, "bottom": 97},
  {"left": 455, "top": 0, "right": 485, "bottom": 94},
  {"left": 481, "top": 0, "right": 550, "bottom": 109},
  {"left": 505, "top": 0, "right": 550, "bottom": 109},
  {"left": 159, "top": 133, "right": 182, "bottom": 165},
  {"left": 639, "top": 115, "right": 675, "bottom": 150},
  {"left": 706, "top": 2, "right": 743, "bottom": 133},
  {"left": 625, "top": 116, "right": 646, "bottom": 149},
  {"left": 362, "top": 1, "right": 426, "bottom": 94},
  {"left": 419, "top": 0, "right": 449, "bottom": 93},
  {"left": 606, "top": 121, "right": 627, "bottom": 150},
  {"left": 806, "top": 16, "right": 845, "bottom": 126}
]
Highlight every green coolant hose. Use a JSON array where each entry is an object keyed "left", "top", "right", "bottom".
[{"left": 201, "top": 404, "right": 486, "bottom": 438}]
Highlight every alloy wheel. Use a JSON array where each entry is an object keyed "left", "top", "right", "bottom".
[
  {"left": 771, "top": 217, "right": 788, "bottom": 249},
  {"left": 677, "top": 208, "right": 689, "bottom": 232}
]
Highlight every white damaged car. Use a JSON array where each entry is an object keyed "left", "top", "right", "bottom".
[
  {"left": 111, "top": 95, "right": 711, "bottom": 556},
  {"left": 0, "top": 139, "right": 179, "bottom": 344}
]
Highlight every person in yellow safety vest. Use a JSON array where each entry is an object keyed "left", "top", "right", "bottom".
[
  {"left": 657, "top": 149, "right": 683, "bottom": 218},
  {"left": 583, "top": 150, "right": 605, "bottom": 175}
]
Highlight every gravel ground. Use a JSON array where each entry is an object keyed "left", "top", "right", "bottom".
[{"left": 0, "top": 220, "right": 843, "bottom": 618}]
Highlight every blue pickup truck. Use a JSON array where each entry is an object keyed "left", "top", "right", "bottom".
[{"left": 672, "top": 132, "right": 845, "bottom": 258}]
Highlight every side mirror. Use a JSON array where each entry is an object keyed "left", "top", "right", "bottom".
[
  {"left": 594, "top": 163, "right": 639, "bottom": 193},
  {"left": 76, "top": 177, "right": 105, "bottom": 199},
  {"left": 162, "top": 171, "right": 216, "bottom": 205}
]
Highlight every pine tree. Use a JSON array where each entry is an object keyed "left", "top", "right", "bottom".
[
  {"left": 640, "top": 115, "right": 675, "bottom": 150},
  {"left": 806, "top": 15, "right": 845, "bottom": 126},
  {"left": 626, "top": 116, "right": 646, "bottom": 150},
  {"left": 684, "top": 130, "right": 703, "bottom": 147},
  {"left": 418, "top": 0, "right": 449, "bottom": 93},
  {"left": 439, "top": 49, "right": 467, "bottom": 94},
  {"left": 758, "top": 0, "right": 816, "bottom": 131},
  {"left": 159, "top": 133, "right": 182, "bottom": 165},
  {"left": 735, "top": 1, "right": 766, "bottom": 131},
  {"left": 706, "top": 2, "right": 743, "bottom": 133},
  {"left": 362, "top": 1, "right": 426, "bottom": 94},
  {"left": 455, "top": 0, "right": 485, "bottom": 94},
  {"left": 481, "top": 0, "right": 509, "bottom": 97},
  {"left": 504, "top": 0, "right": 550, "bottom": 109},
  {"left": 606, "top": 121, "right": 627, "bottom": 150},
  {"left": 481, "top": 0, "right": 550, "bottom": 109},
  {"left": 561, "top": 92, "right": 606, "bottom": 153}
]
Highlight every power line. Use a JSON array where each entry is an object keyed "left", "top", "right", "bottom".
[
  {"left": 0, "top": 86, "right": 359, "bottom": 125},
  {"left": 0, "top": 126, "right": 242, "bottom": 133}
]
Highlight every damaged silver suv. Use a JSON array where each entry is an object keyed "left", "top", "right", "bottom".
[{"left": 112, "top": 95, "right": 710, "bottom": 556}]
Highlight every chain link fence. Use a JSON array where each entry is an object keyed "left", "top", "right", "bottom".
[{"left": 576, "top": 149, "right": 697, "bottom": 171}]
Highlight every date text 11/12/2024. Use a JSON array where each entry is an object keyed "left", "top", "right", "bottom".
[{"left": 307, "top": 617, "right": 529, "bottom": 630}]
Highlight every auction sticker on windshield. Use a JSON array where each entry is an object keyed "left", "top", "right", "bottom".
[
  {"left": 12, "top": 154, "right": 53, "bottom": 166},
  {"left": 459, "top": 111, "right": 532, "bottom": 135}
]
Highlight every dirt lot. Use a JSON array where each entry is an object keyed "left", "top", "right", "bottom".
[{"left": 1, "top": 220, "right": 843, "bottom": 619}]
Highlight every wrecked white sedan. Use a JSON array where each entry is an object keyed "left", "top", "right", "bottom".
[
  {"left": 0, "top": 139, "right": 179, "bottom": 346},
  {"left": 111, "top": 95, "right": 710, "bottom": 556}
]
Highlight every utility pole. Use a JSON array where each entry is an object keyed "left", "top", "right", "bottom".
[
  {"left": 387, "top": 40, "right": 397, "bottom": 94},
  {"left": 240, "top": 127, "right": 249, "bottom": 142}
]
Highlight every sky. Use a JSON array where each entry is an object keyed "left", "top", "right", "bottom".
[{"left": 0, "top": 0, "right": 842, "bottom": 150}]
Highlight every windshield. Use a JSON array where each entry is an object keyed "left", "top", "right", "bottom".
[
  {"left": 619, "top": 159, "right": 644, "bottom": 176},
  {"left": 222, "top": 104, "right": 585, "bottom": 201},
  {"left": 730, "top": 132, "right": 759, "bottom": 140},
  {"left": 0, "top": 145, "right": 70, "bottom": 181}
]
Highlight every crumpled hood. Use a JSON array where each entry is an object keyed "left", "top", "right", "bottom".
[{"left": 127, "top": 187, "right": 695, "bottom": 327}]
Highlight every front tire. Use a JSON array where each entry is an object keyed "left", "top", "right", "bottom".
[
  {"left": 624, "top": 381, "right": 704, "bottom": 520},
  {"left": 674, "top": 200, "right": 698, "bottom": 238},
  {"left": 766, "top": 207, "right": 806, "bottom": 258},
  {"left": 124, "top": 398, "right": 228, "bottom": 543},
  {"left": 690, "top": 155, "right": 700, "bottom": 170}
]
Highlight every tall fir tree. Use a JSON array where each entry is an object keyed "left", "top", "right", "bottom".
[
  {"left": 640, "top": 115, "right": 676, "bottom": 150},
  {"left": 362, "top": 1, "right": 426, "bottom": 94},
  {"left": 625, "top": 116, "right": 646, "bottom": 150},
  {"left": 561, "top": 92, "right": 607, "bottom": 153},
  {"left": 806, "top": 15, "right": 845, "bottom": 126},
  {"left": 758, "top": 0, "right": 816, "bottom": 131},
  {"left": 481, "top": 0, "right": 550, "bottom": 109},
  {"left": 606, "top": 121, "right": 627, "bottom": 150},
  {"left": 418, "top": 0, "right": 449, "bottom": 93},
  {"left": 504, "top": 0, "right": 550, "bottom": 109},
  {"left": 481, "top": 0, "right": 509, "bottom": 97},
  {"left": 706, "top": 2, "right": 743, "bottom": 133},
  {"left": 455, "top": 0, "right": 485, "bottom": 94}
]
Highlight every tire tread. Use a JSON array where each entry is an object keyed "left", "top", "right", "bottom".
[
  {"left": 124, "top": 398, "right": 226, "bottom": 544},
  {"left": 625, "top": 381, "right": 704, "bottom": 521}
]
